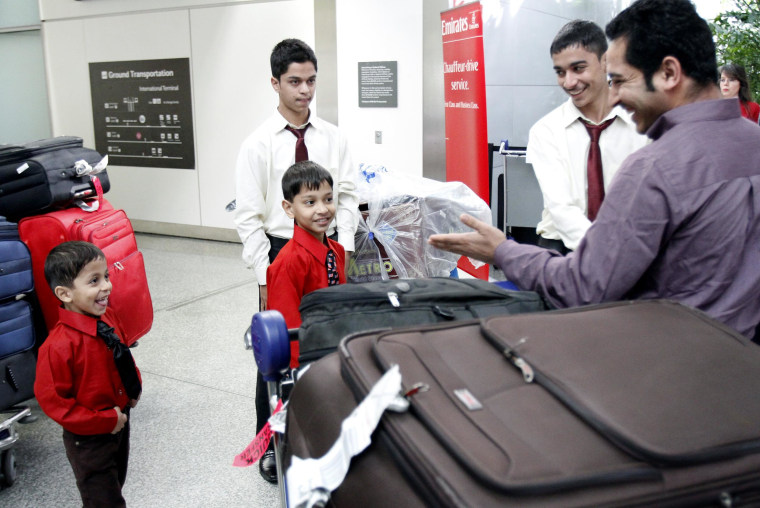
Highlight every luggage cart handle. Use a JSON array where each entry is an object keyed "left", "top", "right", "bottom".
[{"left": 250, "top": 310, "right": 291, "bottom": 382}]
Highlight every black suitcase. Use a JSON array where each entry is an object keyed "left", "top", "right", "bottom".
[
  {"left": 283, "top": 300, "right": 760, "bottom": 507},
  {"left": 296, "top": 277, "right": 547, "bottom": 364},
  {"left": 0, "top": 136, "right": 110, "bottom": 221}
]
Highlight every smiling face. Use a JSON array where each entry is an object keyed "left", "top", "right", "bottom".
[
  {"left": 56, "top": 257, "right": 112, "bottom": 317},
  {"left": 720, "top": 72, "right": 741, "bottom": 99},
  {"left": 272, "top": 61, "right": 316, "bottom": 125},
  {"left": 282, "top": 180, "right": 335, "bottom": 241},
  {"left": 606, "top": 37, "right": 669, "bottom": 134},
  {"left": 552, "top": 44, "right": 608, "bottom": 116}
]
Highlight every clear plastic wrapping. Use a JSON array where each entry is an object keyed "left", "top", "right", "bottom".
[{"left": 347, "top": 164, "right": 492, "bottom": 282}]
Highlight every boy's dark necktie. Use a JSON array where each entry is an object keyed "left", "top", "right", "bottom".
[
  {"left": 284, "top": 124, "right": 310, "bottom": 162},
  {"left": 96, "top": 321, "right": 142, "bottom": 400},
  {"left": 325, "top": 250, "right": 340, "bottom": 286},
  {"left": 581, "top": 117, "right": 615, "bottom": 221}
]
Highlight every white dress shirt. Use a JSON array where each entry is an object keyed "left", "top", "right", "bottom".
[
  {"left": 233, "top": 110, "right": 359, "bottom": 283},
  {"left": 526, "top": 99, "right": 648, "bottom": 250}
]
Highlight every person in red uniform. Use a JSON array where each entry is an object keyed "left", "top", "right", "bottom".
[
  {"left": 266, "top": 160, "right": 346, "bottom": 369},
  {"left": 35, "top": 241, "right": 141, "bottom": 508},
  {"left": 720, "top": 63, "right": 760, "bottom": 123}
]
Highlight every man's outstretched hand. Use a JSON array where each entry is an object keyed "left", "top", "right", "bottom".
[{"left": 427, "top": 214, "right": 507, "bottom": 265}]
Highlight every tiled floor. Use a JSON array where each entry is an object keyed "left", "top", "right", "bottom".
[{"left": 0, "top": 234, "right": 279, "bottom": 507}]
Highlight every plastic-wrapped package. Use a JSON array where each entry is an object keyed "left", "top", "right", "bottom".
[
  {"left": 347, "top": 164, "right": 491, "bottom": 282},
  {"left": 346, "top": 213, "right": 390, "bottom": 283}
]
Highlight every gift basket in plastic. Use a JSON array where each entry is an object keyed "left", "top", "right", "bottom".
[{"left": 348, "top": 164, "right": 491, "bottom": 283}]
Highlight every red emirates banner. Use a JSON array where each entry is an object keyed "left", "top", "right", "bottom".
[{"left": 441, "top": 2, "right": 490, "bottom": 279}]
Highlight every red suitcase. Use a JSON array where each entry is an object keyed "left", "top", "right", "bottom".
[{"left": 18, "top": 199, "right": 152, "bottom": 345}]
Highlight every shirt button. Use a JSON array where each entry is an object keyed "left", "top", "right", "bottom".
[{"left": 119, "top": 389, "right": 123, "bottom": 395}]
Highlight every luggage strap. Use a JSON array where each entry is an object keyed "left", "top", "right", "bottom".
[{"left": 286, "top": 365, "right": 406, "bottom": 508}]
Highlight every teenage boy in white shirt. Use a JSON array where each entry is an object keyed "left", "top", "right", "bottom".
[{"left": 527, "top": 20, "right": 647, "bottom": 253}]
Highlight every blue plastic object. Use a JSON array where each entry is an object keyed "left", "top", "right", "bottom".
[
  {"left": 250, "top": 310, "right": 291, "bottom": 382},
  {"left": 493, "top": 280, "right": 520, "bottom": 291}
]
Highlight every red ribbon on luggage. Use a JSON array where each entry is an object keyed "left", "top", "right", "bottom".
[
  {"left": 233, "top": 399, "right": 283, "bottom": 467},
  {"left": 91, "top": 175, "right": 104, "bottom": 205}
]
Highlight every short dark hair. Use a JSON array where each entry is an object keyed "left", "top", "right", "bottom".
[
  {"left": 550, "top": 20, "right": 607, "bottom": 60},
  {"left": 270, "top": 38, "right": 318, "bottom": 81},
  {"left": 605, "top": 0, "right": 718, "bottom": 91},
  {"left": 282, "top": 161, "right": 333, "bottom": 202},
  {"left": 44, "top": 241, "right": 105, "bottom": 292},
  {"left": 720, "top": 63, "right": 753, "bottom": 103}
]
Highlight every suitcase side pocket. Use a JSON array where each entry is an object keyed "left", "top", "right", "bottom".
[
  {"left": 0, "top": 240, "right": 33, "bottom": 301},
  {"left": 480, "top": 301, "right": 760, "bottom": 467},
  {"left": 107, "top": 250, "right": 153, "bottom": 345},
  {"left": 0, "top": 300, "right": 35, "bottom": 359},
  {"left": 361, "top": 323, "right": 661, "bottom": 497}
]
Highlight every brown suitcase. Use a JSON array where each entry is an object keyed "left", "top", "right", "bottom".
[{"left": 283, "top": 300, "right": 760, "bottom": 507}]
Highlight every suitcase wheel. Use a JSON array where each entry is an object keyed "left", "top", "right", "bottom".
[
  {"left": 250, "top": 310, "right": 290, "bottom": 382},
  {"left": 0, "top": 449, "right": 16, "bottom": 487}
]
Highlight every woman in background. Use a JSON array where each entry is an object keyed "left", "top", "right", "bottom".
[{"left": 720, "top": 63, "right": 760, "bottom": 123}]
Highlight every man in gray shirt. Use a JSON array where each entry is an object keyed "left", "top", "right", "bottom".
[{"left": 429, "top": 0, "right": 760, "bottom": 339}]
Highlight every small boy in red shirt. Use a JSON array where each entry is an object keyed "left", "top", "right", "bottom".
[
  {"left": 35, "top": 241, "right": 141, "bottom": 508},
  {"left": 266, "top": 160, "right": 346, "bottom": 369}
]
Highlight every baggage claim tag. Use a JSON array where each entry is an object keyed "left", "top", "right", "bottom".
[
  {"left": 286, "top": 365, "right": 405, "bottom": 507},
  {"left": 232, "top": 399, "right": 284, "bottom": 467}
]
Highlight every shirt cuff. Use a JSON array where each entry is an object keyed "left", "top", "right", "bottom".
[
  {"left": 255, "top": 266, "right": 268, "bottom": 285},
  {"left": 494, "top": 238, "right": 521, "bottom": 275},
  {"left": 338, "top": 230, "right": 355, "bottom": 252}
]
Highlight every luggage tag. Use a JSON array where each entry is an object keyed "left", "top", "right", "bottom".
[
  {"left": 232, "top": 399, "right": 285, "bottom": 467},
  {"left": 74, "top": 155, "right": 108, "bottom": 176},
  {"left": 286, "top": 365, "right": 404, "bottom": 507}
]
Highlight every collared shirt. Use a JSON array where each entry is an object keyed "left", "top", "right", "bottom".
[
  {"left": 739, "top": 100, "right": 760, "bottom": 123},
  {"left": 496, "top": 98, "right": 760, "bottom": 338},
  {"left": 233, "top": 110, "right": 359, "bottom": 283},
  {"left": 526, "top": 100, "right": 648, "bottom": 249},
  {"left": 267, "top": 224, "right": 346, "bottom": 367},
  {"left": 35, "top": 307, "right": 140, "bottom": 435}
]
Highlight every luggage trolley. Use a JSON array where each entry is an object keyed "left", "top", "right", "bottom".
[
  {"left": 0, "top": 405, "right": 31, "bottom": 488},
  {"left": 250, "top": 310, "right": 374, "bottom": 508},
  {"left": 247, "top": 280, "right": 539, "bottom": 506},
  {"left": 249, "top": 311, "right": 305, "bottom": 508}
]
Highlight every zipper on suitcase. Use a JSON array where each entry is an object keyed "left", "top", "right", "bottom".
[
  {"left": 298, "top": 278, "right": 524, "bottom": 314},
  {"left": 337, "top": 356, "right": 462, "bottom": 507},
  {"left": 71, "top": 210, "right": 124, "bottom": 243},
  {"left": 480, "top": 324, "right": 760, "bottom": 468},
  {"left": 481, "top": 324, "right": 674, "bottom": 466}
]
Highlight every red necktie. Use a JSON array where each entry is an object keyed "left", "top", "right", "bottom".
[
  {"left": 325, "top": 250, "right": 340, "bottom": 286},
  {"left": 581, "top": 117, "right": 615, "bottom": 221},
  {"left": 285, "top": 124, "right": 309, "bottom": 162}
]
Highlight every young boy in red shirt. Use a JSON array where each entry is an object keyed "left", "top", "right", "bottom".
[
  {"left": 266, "top": 160, "right": 346, "bottom": 369},
  {"left": 35, "top": 241, "right": 141, "bottom": 508}
]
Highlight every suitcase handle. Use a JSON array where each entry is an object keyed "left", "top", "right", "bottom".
[{"left": 72, "top": 176, "right": 105, "bottom": 212}]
